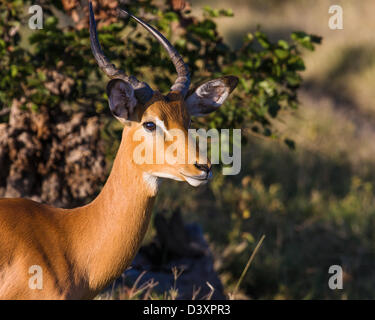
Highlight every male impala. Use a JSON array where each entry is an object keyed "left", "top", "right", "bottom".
[{"left": 0, "top": 3, "right": 238, "bottom": 299}]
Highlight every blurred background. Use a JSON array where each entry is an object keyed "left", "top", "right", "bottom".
[{"left": 1, "top": 0, "right": 375, "bottom": 299}]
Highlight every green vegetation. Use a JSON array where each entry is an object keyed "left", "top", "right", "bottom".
[{"left": 0, "top": 0, "right": 320, "bottom": 142}]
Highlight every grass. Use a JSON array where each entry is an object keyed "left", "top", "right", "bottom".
[
  {"left": 97, "top": 235, "right": 266, "bottom": 300},
  {"left": 97, "top": 267, "right": 214, "bottom": 300},
  {"left": 229, "top": 234, "right": 265, "bottom": 299}
]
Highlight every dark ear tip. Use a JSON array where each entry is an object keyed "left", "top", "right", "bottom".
[
  {"left": 222, "top": 75, "right": 239, "bottom": 92},
  {"left": 89, "top": 2, "right": 94, "bottom": 16},
  {"left": 111, "top": 108, "right": 120, "bottom": 117},
  {"left": 117, "top": 8, "right": 130, "bottom": 19}
]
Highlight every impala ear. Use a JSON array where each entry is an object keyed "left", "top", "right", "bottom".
[
  {"left": 107, "top": 79, "right": 138, "bottom": 123},
  {"left": 185, "top": 76, "right": 238, "bottom": 116}
]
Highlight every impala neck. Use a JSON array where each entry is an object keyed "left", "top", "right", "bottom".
[{"left": 66, "top": 127, "right": 157, "bottom": 294}]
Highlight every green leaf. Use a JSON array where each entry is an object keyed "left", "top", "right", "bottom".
[
  {"left": 30, "top": 102, "right": 38, "bottom": 112},
  {"left": 255, "top": 31, "right": 270, "bottom": 49},
  {"left": 278, "top": 40, "right": 289, "bottom": 49},
  {"left": 275, "top": 49, "right": 289, "bottom": 60},
  {"left": 10, "top": 65, "right": 18, "bottom": 77},
  {"left": 286, "top": 73, "right": 301, "bottom": 87},
  {"left": 245, "top": 33, "right": 254, "bottom": 43}
]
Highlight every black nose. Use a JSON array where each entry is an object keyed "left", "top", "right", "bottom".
[{"left": 194, "top": 162, "right": 211, "bottom": 173}]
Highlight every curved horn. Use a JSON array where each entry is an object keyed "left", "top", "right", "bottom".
[
  {"left": 118, "top": 9, "right": 191, "bottom": 98},
  {"left": 89, "top": 2, "right": 153, "bottom": 103}
]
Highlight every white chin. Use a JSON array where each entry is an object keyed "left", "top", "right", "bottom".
[
  {"left": 184, "top": 176, "right": 208, "bottom": 187},
  {"left": 152, "top": 172, "right": 184, "bottom": 181}
]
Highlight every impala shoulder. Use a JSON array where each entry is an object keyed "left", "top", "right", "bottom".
[
  {"left": 0, "top": 198, "right": 61, "bottom": 222},
  {"left": 0, "top": 198, "right": 43, "bottom": 211}
]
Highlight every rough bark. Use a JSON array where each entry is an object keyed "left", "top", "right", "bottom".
[{"left": 0, "top": 100, "right": 107, "bottom": 208}]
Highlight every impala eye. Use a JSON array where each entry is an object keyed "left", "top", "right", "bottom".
[{"left": 143, "top": 121, "right": 156, "bottom": 132}]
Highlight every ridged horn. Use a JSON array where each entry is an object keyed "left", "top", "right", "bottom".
[
  {"left": 118, "top": 8, "right": 191, "bottom": 98},
  {"left": 89, "top": 2, "right": 153, "bottom": 103}
]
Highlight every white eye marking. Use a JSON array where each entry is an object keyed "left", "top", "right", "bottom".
[{"left": 155, "top": 117, "right": 172, "bottom": 138}]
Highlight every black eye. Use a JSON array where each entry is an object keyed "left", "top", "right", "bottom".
[{"left": 143, "top": 121, "right": 156, "bottom": 132}]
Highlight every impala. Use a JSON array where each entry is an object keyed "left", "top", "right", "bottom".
[{"left": 0, "top": 3, "right": 238, "bottom": 299}]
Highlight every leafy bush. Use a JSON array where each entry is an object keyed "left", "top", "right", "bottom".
[{"left": 0, "top": 0, "right": 320, "bottom": 146}]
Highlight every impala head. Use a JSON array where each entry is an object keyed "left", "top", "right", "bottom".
[{"left": 89, "top": 2, "right": 238, "bottom": 187}]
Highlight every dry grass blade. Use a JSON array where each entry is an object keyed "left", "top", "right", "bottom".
[
  {"left": 127, "top": 270, "right": 147, "bottom": 298},
  {"left": 230, "top": 234, "right": 266, "bottom": 300},
  {"left": 191, "top": 285, "right": 201, "bottom": 300},
  {"left": 202, "top": 281, "right": 215, "bottom": 300},
  {"left": 168, "top": 266, "right": 185, "bottom": 300},
  {"left": 123, "top": 271, "right": 157, "bottom": 300}
]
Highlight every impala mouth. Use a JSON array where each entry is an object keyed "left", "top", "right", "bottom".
[
  {"left": 180, "top": 171, "right": 212, "bottom": 187},
  {"left": 181, "top": 174, "right": 207, "bottom": 181}
]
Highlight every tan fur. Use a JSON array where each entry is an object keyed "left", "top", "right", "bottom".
[{"left": 0, "top": 92, "right": 209, "bottom": 299}]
